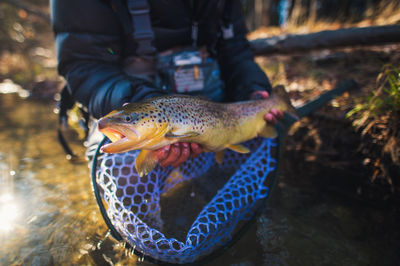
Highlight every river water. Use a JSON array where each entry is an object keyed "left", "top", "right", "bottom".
[{"left": 0, "top": 92, "right": 398, "bottom": 265}]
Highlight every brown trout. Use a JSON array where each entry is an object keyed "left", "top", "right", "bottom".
[{"left": 98, "top": 85, "right": 297, "bottom": 176}]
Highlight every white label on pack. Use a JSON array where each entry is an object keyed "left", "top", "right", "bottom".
[{"left": 174, "top": 67, "right": 204, "bottom": 93}]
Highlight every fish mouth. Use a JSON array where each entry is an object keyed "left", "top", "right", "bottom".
[
  {"left": 101, "top": 128, "right": 126, "bottom": 142},
  {"left": 98, "top": 125, "right": 141, "bottom": 154}
]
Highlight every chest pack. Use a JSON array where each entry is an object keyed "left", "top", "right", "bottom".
[{"left": 154, "top": 48, "right": 224, "bottom": 101}]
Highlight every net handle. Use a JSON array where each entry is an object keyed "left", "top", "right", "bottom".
[
  {"left": 91, "top": 137, "right": 166, "bottom": 264},
  {"left": 91, "top": 136, "right": 125, "bottom": 242}
]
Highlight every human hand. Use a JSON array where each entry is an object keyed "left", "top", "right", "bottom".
[
  {"left": 250, "top": 91, "right": 284, "bottom": 125},
  {"left": 154, "top": 142, "right": 203, "bottom": 168}
]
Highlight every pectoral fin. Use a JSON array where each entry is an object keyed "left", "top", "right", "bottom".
[
  {"left": 165, "top": 131, "right": 200, "bottom": 138},
  {"left": 215, "top": 150, "right": 225, "bottom": 164},
  {"left": 135, "top": 150, "right": 158, "bottom": 177},
  {"left": 259, "top": 125, "right": 278, "bottom": 138},
  {"left": 227, "top": 144, "right": 250, "bottom": 154}
]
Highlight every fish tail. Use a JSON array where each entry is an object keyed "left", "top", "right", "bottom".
[{"left": 273, "top": 85, "right": 299, "bottom": 120}]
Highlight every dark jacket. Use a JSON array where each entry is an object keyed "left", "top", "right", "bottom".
[{"left": 51, "top": 0, "right": 272, "bottom": 119}]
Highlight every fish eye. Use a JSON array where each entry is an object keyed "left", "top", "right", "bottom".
[{"left": 124, "top": 115, "right": 132, "bottom": 122}]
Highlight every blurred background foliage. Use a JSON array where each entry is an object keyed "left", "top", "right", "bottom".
[
  {"left": 0, "top": 0, "right": 56, "bottom": 96},
  {"left": 243, "top": 0, "right": 400, "bottom": 30},
  {"left": 0, "top": 0, "right": 399, "bottom": 88}
]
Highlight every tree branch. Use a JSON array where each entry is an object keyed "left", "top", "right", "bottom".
[{"left": 250, "top": 24, "right": 400, "bottom": 55}]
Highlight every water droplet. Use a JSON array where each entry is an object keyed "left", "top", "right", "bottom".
[{"left": 97, "top": 240, "right": 103, "bottom": 249}]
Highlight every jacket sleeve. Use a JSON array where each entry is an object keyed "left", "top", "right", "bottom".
[
  {"left": 216, "top": 0, "right": 272, "bottom": 102},
  {"left": 51, "top": 0, "right": 165, "bottom": 119}
]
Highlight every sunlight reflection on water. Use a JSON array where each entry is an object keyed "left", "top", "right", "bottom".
[
  {"left": 0, "top": 193, "right": 20, "bottom": 233},
  {"left": 0, "top": 159, "right": 20, "bottom": 234},
  {"left": 0, "top": 93, "right": 138, "bottom": 265}
]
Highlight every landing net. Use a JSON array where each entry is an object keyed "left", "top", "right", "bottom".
[{"left": 92, "top": 137, "right": 278, "bottom": 264}]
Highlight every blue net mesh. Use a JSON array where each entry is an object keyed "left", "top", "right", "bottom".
[{"left": 94, "top": 137, "right": 277, "bottom": 264}]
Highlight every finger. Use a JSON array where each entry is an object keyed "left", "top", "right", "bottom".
[
  {"left": 259, "top": 91, "right": 269, "bottom": 98},
  {"left": 270, "top": 108, "right": 283, "bottom": 120},
  {"left": 190, "top": 143, "right": 203, "bottom": 158},
  {"left": 275, "top": 110, "right": 284, "bottom": 119},
  {"left": 172, "top": 142, "right": 190, "bottom": 167},
  {"left": 270, "top": 108, "right": 279, "bottom": 117},
  {"left": 250, "top": 90, "right": 269, "bottom": 100},
  {"left": 270, "top": 108, "right": 284, "bottom": 119},
  {"left": 265, "top": 113, "right": 277, "bottom": 124},
  {"left": 269, "top": 108, "right": 283, "bottom": 120},
  {"left": 160, "top": 143, "right": 181, "bottom": 167},
  {"left": 154, "top": 145, "right": 171, "bottom": 161}
]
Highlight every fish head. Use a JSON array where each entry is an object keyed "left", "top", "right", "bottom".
[{"left": 98, "top": 103, "right": 170, "bottom": 153}]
